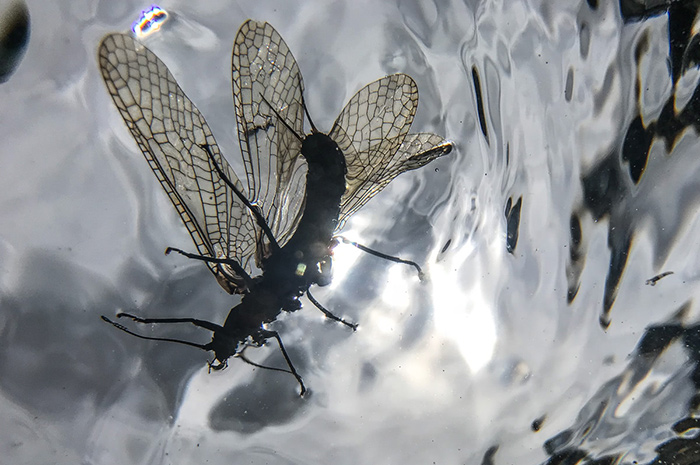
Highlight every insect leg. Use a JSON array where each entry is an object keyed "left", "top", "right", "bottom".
[
  {"left": 306, "top": 290, "right": 358, "bottom": 331},
  {"left": 259, "top": 329, "right": 306, "bottom": 396},
  {"left": 165, "top": 246, "right": 255, "bottom": 288},
  {"left": 237, "top": 345, "right": 294, "bottom": 375},
  {"left": 335, "top": 236, "right": 425, "bottom": 280}
]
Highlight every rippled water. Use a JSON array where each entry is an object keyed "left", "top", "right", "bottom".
[{"left": 2, "top": 1, "right": 700, "bottom": 464}]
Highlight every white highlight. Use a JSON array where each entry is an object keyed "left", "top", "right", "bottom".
[
  {"left": 431, "top": 249, "right": 496, "bottom": 374},
  {"left": 327, "top": 241, "right": 362, "bottom": 290}
]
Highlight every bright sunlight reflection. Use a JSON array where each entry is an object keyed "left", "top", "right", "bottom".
[
  {"left": 380, "top": 263, "right": 413, "bottom": 308},
  {"left": 327, "top": 240, "right": 363, "bottom": 290},
  {"left": 431, "top": 253, "right": 496, "bottom": 374}
]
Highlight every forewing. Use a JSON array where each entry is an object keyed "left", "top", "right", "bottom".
[
  {"left": 329, "top": 73, "right": 452, "bottom": 229},
  {"left": 98, "top": 33, "right": 257, "bottom": 294},
  {"left": 232, "top": 20, "right": 307, "bottom": 260}
]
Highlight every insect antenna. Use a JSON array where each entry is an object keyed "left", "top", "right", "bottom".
[
  {"left": 306, "top": 290, "right": 357, "bottom": 330},
  {"left": 101, "top": 315, "right": 212, "bottom": 351},
  {"left": 199, "top": 143, "right": 280, "bottom": 252},
  {"left": 258, "top": 93, "right": 304, "bottom": 141},
  {"left": 300, "top": 93, "right": 318, "bottom": 133}
]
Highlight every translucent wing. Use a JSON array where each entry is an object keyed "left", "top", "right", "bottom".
[
  {"left": 232, "top": 20, "right": 307, "bottom": 262},
  {"left": 98, "top": 33, "right": 258, "bottom": 294},
  {"left": 329, "top": 74, "right": 453, "bottom": 229},
  {"left": 336, "top": 133, "right": 453, "bottom": 228}
]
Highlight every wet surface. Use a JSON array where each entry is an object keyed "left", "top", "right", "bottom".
[{"left": 3, "top": 0, "right": 700, "bottom": 464}]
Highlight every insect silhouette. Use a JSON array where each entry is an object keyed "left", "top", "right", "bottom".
[{"left": 98, "top": 19, "right": 452, "bottom": 395}]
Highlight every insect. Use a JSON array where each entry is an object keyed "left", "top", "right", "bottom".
[{"left": 98, "top": 19, "right": 452, "bottom": 395}]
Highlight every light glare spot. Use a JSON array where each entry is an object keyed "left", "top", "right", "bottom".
[
  {"left": 327, "top": 241, "right": 362, "bottom": 290},
  {"left": 380, "top": 264, "right": 412, "bottom": 309},
  {"left": 431, "top": 259, "right": 496, "bottom": 374},
  {"left": 132, "top": 5, "right": 168, "bottom": 38}
]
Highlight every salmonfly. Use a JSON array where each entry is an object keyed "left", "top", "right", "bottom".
[{"left": 98, "top": 19, "right": 452, "bottom": 395}]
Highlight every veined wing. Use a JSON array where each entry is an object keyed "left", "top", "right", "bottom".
[
  {"left": 337, "top": 132, "right": 453, "bottom": 228},
  {"left": 98, "top": 33, "right": 258, "bottom": 294},
  {"left": 232, "top": 20, "right": 307, "bottom": 262},
  {"left": 329, "top": 74, "right": 452, "bottom": 229}
]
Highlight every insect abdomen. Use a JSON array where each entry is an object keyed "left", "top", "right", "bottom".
[{"left": 295, "top": 133, "right": 347, "bottom": 245}]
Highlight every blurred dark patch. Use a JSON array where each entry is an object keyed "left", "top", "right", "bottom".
[
  {"left": 599, "top": 230, "right": 631, "bottom": 329},
  {"left": 578, "top": 154, "right": 633, "bottom": 328},
  {"left": 569, "top": 214, "right": 582, "bottom": 262},
  {"left": 549, "top": 448, "right": 624, "bottom": 465},
  {"left": 505, "top": 195, "right": 522, "bottom": 254},
  {"left": 645, "top": 271, "right": 674, "bottom": 286},
  {"left": 532, "top": 415, "right": 546, "bottom": 432},
  {"left": 592, "top": 66, "right": 615, "bottom": 116},
  {"left": 672, "top": 416, "right": 700, "bottom": 433},
  {"left": 208, "top": 348, "right": 307, "bottom": 433},
  {"left": 581, "top": 155, "right": 625, "bottom": 222},
  {"left": 570, "top": 0, "right": 700, "bottom": 328},
  {"left": 472, "top": 66, "right": 489, "bottom": 144},
  {"left": 635, "top": 323, "right": 684, "bottom": 357},
  {"left": 621, "top": 115, "right": 653, "bottom": 184},
  {"left": 654, "top": 72, "right": 700, "bottom": 151},
  {"left": 480, "top": 445, "right": 498, "bottom": 465},
  {"left": 579, "top": 21, "right": 591, "bottom": 59},
  {"left": 648, "top": 435, "right": 700, "bottom": 465},
  {"left": 564, "top": 68, "right": 574, "bottom": 102},
  {"left": 542, "top": 312, "right": 700, "bottom": 465},
  {"left": 636, "top": 323, "right": 700, "bottom": 464},
  {"left": 543, "top": 447, "right": 588, "bottom": 465},
  {"left": 619, "top": 0, "right": 677, "bottom": 23},
  {"left": 566, "top": 214, "right": 583, "bottom": 303},
  {"left": 0, "top": 252, "right": 134, "bottom": 419},
  {"left": 544, "top": 429, "right": 573, "bottom": 455},
  {"left": 668, "top": 1, "right": 699, "bottom": 84},
  {"left": 359, "top": 361, "right": 378, "bottom": 393},
  {"left": 682, "top": 33, "right": 700, "bottom": 73},
  {"left": 682, "top": 324, "right": 700, "bottom": 391},
  {"left": 440, "top": 238, "right": 452, "bottom": 255},
  {"left": 622, "top": 1, "right": 700, "bottom": 152},
  {"left": 0, "top": 1, "right": 29, "bottom": 84}
]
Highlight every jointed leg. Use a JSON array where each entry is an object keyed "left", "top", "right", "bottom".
[
  {"left": 260, "top": 329, "right": 306, "bottom": 396},
  {"left": 306, "top": 290, "right": 357, "bottom": 331},
  {"left": 335, "top": 236, "right": 425, "bottom": 280},
  {"left": 237, "top": 346, "right": 294, "bottom": 375},
  {"left": 165, "top": 247, "right": 254, "bottom": 288}
]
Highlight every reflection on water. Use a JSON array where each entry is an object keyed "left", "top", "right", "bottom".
[{"left": 3, "top": 1, "right": 700, "bottom": 464}]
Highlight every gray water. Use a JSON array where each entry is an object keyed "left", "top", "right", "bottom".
[{"left": 2, "top": 1, "right": 699, "bottom": 464}]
